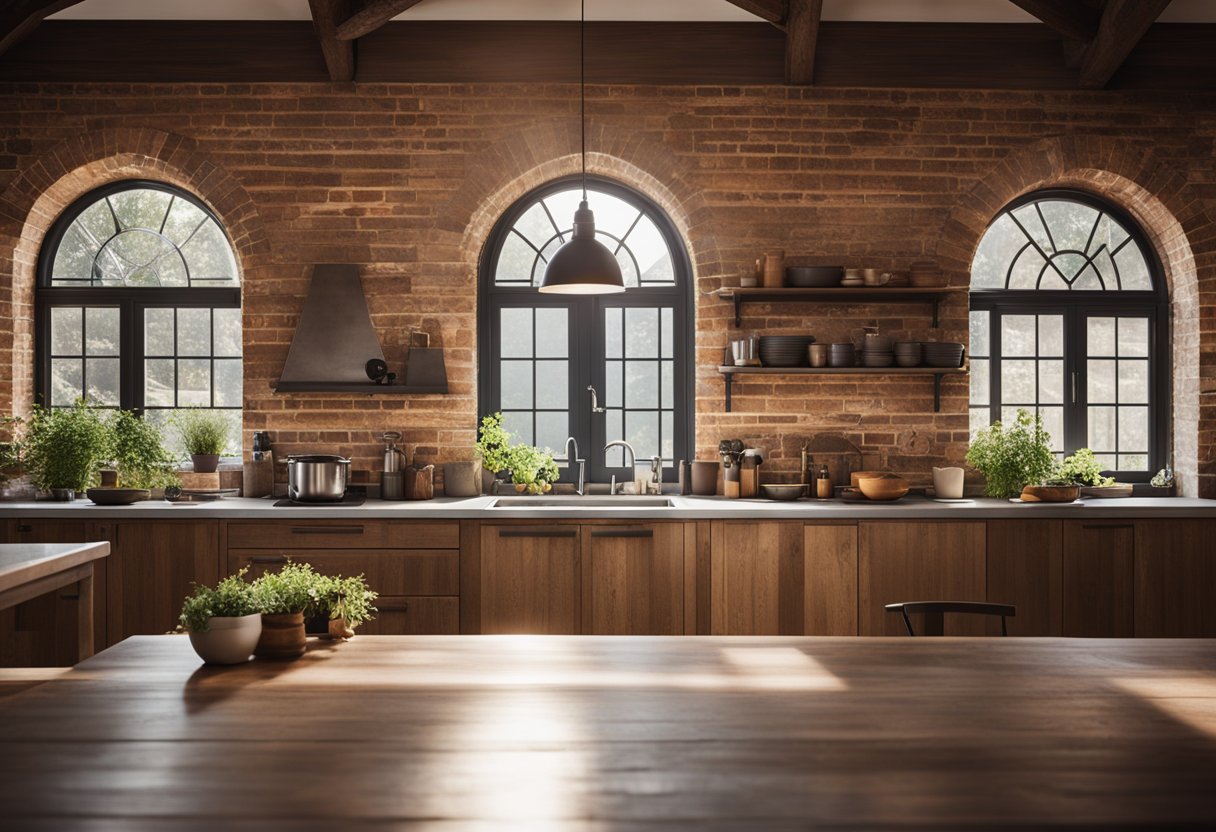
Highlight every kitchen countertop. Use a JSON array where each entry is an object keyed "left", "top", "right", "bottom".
[{"left": 0, "top": 494, "right": 1212, "bottom": 520}]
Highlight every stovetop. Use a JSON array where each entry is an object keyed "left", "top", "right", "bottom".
[{"left": 273, "top": 493, "right": 367, "bottom": 507}]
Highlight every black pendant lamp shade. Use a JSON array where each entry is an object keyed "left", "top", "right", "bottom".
[
  {"left": 538, "top": 200, "right": 625, "bottom": 294},
  {"left": 537, "top": 0, "right": 625, "bottom": 295}
]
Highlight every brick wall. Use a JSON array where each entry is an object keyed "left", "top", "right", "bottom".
[{"left": 0, "top": 83, "right": 1213, "bottom": 495}]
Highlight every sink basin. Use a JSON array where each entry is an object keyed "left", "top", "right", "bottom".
[{"left": 490, "top": 497, "right": 673, "bottom": 508}]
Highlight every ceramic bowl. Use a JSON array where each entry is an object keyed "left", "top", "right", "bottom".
[
  {"left": 1020, "top": 484, "right": 1080, "bottom": 503},
  {"left": 760, "top": 483, "right": 806, "bottom": 501},
  {"left": 857, "top": 474, "right": 909, "bottom": 501},
  {"left": 849, "top": 470, "right": 887, "bottom": 488}
]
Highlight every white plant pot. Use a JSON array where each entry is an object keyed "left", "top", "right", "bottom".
[
  {"left": 933, "top": 466, "right": 966, "bottom": 499},
  {"left": 188, "top": 613, "right": 262, "bottom": 665}
]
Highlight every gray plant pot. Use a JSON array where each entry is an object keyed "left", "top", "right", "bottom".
[
  {"left": 191, "top": 454, "right": 221, "bottom": 474},
  {"left": 48, "top": 488, "right": 75, "bottom": 501}
]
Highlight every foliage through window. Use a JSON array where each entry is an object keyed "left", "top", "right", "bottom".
[
  {"left": 969, "top": 191, "right": 1167, "bottom": 479},
  {"left": 37, "top": 181, "right": 242, "bottom": 455},
  {"left": 480, "top": 178, "right": 691, "bottom": 484}
]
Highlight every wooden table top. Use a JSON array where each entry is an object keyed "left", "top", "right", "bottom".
[
  {"left": 0, "top": 541, "right": 109, "bottom": 595},
  {"left": 1, "top": 635, "right": 1215, "bottom": 830}
]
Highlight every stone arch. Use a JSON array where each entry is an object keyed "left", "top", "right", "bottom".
[
  {"left": 936, "top": 135, "right": 1215, "bottom": 497},
  {"left": 0, "top": 127, "right": 268, "bottom": 416}
]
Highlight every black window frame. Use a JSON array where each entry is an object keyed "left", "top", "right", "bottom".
[
  {"left": 969, "top": 188, "right": 1170, "bottom": 481},
  {"left": 478, "top": 175, "right": 694, "bottom": 484},
  {"left": 35, "top": 180, "right": 242, "bottom": 415}
]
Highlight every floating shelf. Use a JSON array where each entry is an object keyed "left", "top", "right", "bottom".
[
  {"left": 713, "top": 286, "right": 960, "bottom": 328},
  {"left": 272, "top": 381, "right": 448, "bottom": 394},
  {"left": 716, "top": 365, "right": 967, "bottom": 413}
]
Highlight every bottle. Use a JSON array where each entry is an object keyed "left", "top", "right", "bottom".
[{"left": 816, "top": 464, "right": 832, "bottom": 499}]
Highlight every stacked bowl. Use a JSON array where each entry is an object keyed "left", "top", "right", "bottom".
[
  {"left": 922, "top": 341, "right": 965, "bottom": 368},
  {"left": 759, "top": 335, "right": 815, "bottom": 367},
  {"left": 894, "top": 341, "right": 922, "bottom": 367},
  {"left": 862, "top": 334, "right": 893, "bottom": 367},
  {"left": 829, "top": 342, "right": 856, "bottom": 367}
]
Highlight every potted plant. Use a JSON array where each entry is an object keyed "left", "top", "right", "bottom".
[
  {"left": 21, "top": 400, "right": 112, "bottom": 500},
  {"left": 1057, "top": 447, "right": 1123, "bottom": 496},
  {"left": 505, "top": 442, "right": 559, "bottom": 495},
  {"left": 178, "top": 569, "right": 261, "bottom": 665},
  {"left": 0, "top": 415, "right": 21, "bottom": 496},
  {"left": 475, "top": 412, "right": 513, "bottom": 493},
  {"left": 965, "top": 408, "right": 1055, "bottom": 499},
  {"left": 318, "top": 574, "right": 378, "bottom": 639},
  {"left": 173, "top": 408, "right": 230, "bottom": 474},
  {"left": 109, "top": 409, "right": 180, "bottom": 492},
  {"left": 250, "top": 562, "right": 324, "bottom": 659}
]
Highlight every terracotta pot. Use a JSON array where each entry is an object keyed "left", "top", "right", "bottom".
[
  {"left": 191, "top": 454, "right": 221, "bottom": 474},
  {"left": 254, "top": 612, "right": 306, "bottom": 660},
  {"left": 188, "top": 613, "right": 262, "bottom": 665}
]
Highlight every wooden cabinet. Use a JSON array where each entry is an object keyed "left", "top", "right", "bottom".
[
  {"left": 0, "top": 520, "right": 111, "bottom": 666},
  {"left": 709, "top": 521, "right": 805, "bottom": 635},
  {"left": 226, "top": 520, "right": 458, "bottom": 550},
  {"left": 1062, "top": 521, "right": 1134, "bottom": 638},
  {"left": 108, "top": 522, "right": 221, "bottom": 643},
  {"left": 987, "top": 519, "right": 1062, "bottom": 636},
  {"left": 804, "top": 523, "right": 858, "bottom": 635},
  {"left": 858, "top": 521, "right": 986, "bottom": 636},
  {"left": 478, "top": 525, "right": 579, "bottom": 634},
  {"left": 583, "top": 524, "right": 684, "bottom": 635},
  {"left": 1134, "top": 519, "right": 1216, "bottom": 637}
]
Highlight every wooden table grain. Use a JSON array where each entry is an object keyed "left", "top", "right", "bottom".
[
  {"left": 0, "top": 542, "right": 110, "bottom": 663},
  {"left": 1, "top": 635, "right": 1215, "bottom": 830}
]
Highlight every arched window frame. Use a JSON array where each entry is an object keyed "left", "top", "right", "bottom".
[
  {"left": 35, "top": 180, "right": 242, "bottom": 429},
  {"left": 969, "top": 188, "right": 1170, "bottom": 480},
  {"left": 478, "top": 176, "right": 694, "bottom": 484}
]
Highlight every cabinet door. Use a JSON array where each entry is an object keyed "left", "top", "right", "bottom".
[
  {"left": 361, "top": 597, "right": 459, "bottom": 635},
  {"left": 0, "top": 520, "right": 111, "bottom": 666},
  {"left": 108, "top": 522, "right": 221, "bottom": 643},
  {"left": 1134, "top": 519, "right": 1216, "bottom": 637},
  {"left": 583, "top": 524, "right": 684, "bottom": 635},
  {"left": 804, "top": 523, "right": 858, "bottom": 636},
  {"left": 1062, "top": 521, "right": 1133, "bottom": 638},
  {"left": 709, "top": 521, "right": 805, "bottom": 635},
  {"left": 987, "top": 519, "right": 1062, "bottom": 636},
  {"left": 479, "top": 526, "right": 579, "bottom": 634},
  {"left": 858, "top": 522, "right": 986, "bottom": 636}
]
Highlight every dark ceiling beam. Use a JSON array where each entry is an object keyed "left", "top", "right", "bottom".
[
  {"left": 1007, "top": 0, "right": 1100, "bottom": 42},
  {"left": 1079, "top": 0, "right": 1172, "bottom": 88},
  {"left": 721, "top": 0, "right": 786, "bottom": 27},
  {"left": 0, "top": 0, "right": 82, "bottom": 57},
  {"left": 335, "top": 0, "right": 425, "bottom": 41},
  {"left": 784, "top": 0, "right": 822, "bottom": 85},
  {"left": 308, "top": 0, "right": 357, "bottom": 81}
]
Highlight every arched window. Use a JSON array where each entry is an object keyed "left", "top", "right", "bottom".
[
  {"left": 479, "top": 177, "right": 692, "bottom": 483},
  {"left": 969, "top": 189, "right": 1168, "bottom": 478},
  {"left": 36, "top": 180, "right": 242, "bottom": 446}
]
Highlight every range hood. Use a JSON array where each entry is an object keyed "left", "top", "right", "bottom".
[{"left": 274, "top": 264, "right": 447, "bottom": 394}]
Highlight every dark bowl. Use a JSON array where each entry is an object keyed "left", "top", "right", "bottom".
[{"left": 785, "top": 266, "right": 844, "bottom": 288}]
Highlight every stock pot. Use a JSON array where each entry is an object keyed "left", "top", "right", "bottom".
[{"left": 286, "top": 454, "right": 350, "bottom": 502}]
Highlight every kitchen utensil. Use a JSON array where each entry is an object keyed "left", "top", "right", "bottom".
[
  {"left": 86, "top": 488, "right": 150, "bottom": 506},
  {"left": 286, "top": 454, "right": 351, "bottom": 502},
  {"left": 857, "top": 474, "right": 909, "bottom": 501},
  {"left": 691, "top": 460, "right": 719, "bottom": 495},
  {"left": 762, "top": 250, "right": 785, "bottom": 287},
  {"left": 381, "top": 470, "right": 405, "bottom": 500},
  {"left": 809, "top": 343, "right": 829, "bottom": 367},
  {"left": 932, "top": 466, "right": 965, "bottom": 499},
  {"left": 850, "top": 469, "right": 887, "bottom": 488},
  {"left": 759, "top": 483, "right": 805, "bottom": 501},
  {"left": 785, "top": 266, "right": 843, "bottom": 287},
  {"left": 1020, "top": 484, "right": 1080, "bottom": 502},
  {"left": 443, "top": 460, "right": 482, "bottom": 497}
]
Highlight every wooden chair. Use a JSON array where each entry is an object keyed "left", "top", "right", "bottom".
[{"left": 884, "top": 601, "right": 1016, "bottom": 636}]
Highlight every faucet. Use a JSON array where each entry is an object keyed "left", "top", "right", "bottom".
[
  {"left": 563, "top": 436, "right": 585, "bottom": 496},
  {"left": 647, "top": 456, "right": 664, "bottom": 495},
  {"left": 603, "top": 440, "right": 636, "bottom": 495}
]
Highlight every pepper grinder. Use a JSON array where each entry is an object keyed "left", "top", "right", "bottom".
[{"left": 816, "top": 464, "right": 832, "bottom": 499}]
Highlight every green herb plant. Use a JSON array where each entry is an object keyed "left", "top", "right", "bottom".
[
  {"left": 178, "top": 568, "right": 258, "bottom": 633},
  {"left": 22, "top": 400, "right": 112, "bottom": 492},
  {"left": 475, "top": 412, "right": 514, "bottom": 474},
  {"left": 0, "top": 415, "right": 21, "bottom": 486},
  {"left": 1057, "top": 448, "right": 1115, "bottom": 488},
  {"left": 173, "top": 408, "right": 231, "bottom": 457},
  {"left": 506, "top": 443, "right": 560, "bottom": 495},
  {"left": 110, "top": 409, "right": 180, "bottom": 490},
  {"left": 320, "top": 574, "right": 379, "bottom": 630},
  {"left": 251, "top": 561, "right": 326, "bottom": 617},
  {"left": 965, "top": 408, "right": 1056, "bottom": 499}
]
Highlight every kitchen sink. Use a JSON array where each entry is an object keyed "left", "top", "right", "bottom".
[{"left": 490, "top": 497, "right": 673, "bottom": 508}]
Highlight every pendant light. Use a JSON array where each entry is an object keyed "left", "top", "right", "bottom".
[{"left": 538, "top": 0, "right": 625, "bottom": 295}]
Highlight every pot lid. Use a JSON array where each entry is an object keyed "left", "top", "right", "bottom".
[{"left": 286, "top": 454, "right": 351, "bottom": 464}]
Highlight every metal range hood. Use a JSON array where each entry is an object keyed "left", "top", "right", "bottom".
[{"left": 274, "top": 264, "right": 447, "bottom": 394}]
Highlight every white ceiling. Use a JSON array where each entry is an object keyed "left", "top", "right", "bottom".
[{"left": 45, "top": 0, "right": 1216, "bottom": 24}]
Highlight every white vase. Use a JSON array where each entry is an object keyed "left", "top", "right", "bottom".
[
  {"left": 932, "top": 466, "right": 965, "bottom": 499},
  {"left": 188, "top": 613, "right": 262, "bottom": 665}
]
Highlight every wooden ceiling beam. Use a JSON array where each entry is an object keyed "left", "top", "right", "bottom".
[
  {"left": 0, "top": 0, "right": 83, "bottom": 57},
  {"left": 1079, "top": 0, "right": 1172, "bottom": 88},
  {"left": 784, "top": 0, "right": 822, "bottom": 85},
  {"left": 308, "top": 0, "right": 357, "bottom": 82},
  {"left": 1007, "top": 0, "right": 1100, "bottom": 42},
  {"left": 336, "top": 0, "right": 425, "bottom": 42},
  {"left": 722, "top": 0, "right": 786, "bottom": 27}
]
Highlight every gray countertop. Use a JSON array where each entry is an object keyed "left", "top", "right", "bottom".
[{"left": 0, "top": 494, "right": 1212, "bottom": 520}]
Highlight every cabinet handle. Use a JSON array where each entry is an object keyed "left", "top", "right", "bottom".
[
  {"left": 1081, "top": 523, "right": 1134, "bottom": 530},
  {"left": 498, "top": 529, "right": 577, "bottom": 538},
  {"left": 249, "top": 555, "right": 289, "bottom": 565},
  {"left": 377, "top": 598, "right": 410, "bottom": 612},
  {"left": 591, "top": 529, "right": 654, "bottom": 538},
  {"left": 290, "top": 526, "right": 364, "bottom": 535}
]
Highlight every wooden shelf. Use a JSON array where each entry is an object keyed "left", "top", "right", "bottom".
[
  {"left": 713, "top": 286, "right": 959, "bottom": 328},
  {"left": 716, "top": 364, "right": 967, "bottom": 413},
  {"left": 272, "top": 381, "right": 448, "bottom": 394}
]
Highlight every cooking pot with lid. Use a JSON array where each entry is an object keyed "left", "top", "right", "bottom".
[{"left": 286, "top": 454, "right": 351, "bottom": 502}]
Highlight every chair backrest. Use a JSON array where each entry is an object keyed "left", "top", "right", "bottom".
[{"left": 884, "top": 601, "right": 1017, "bottom": 636}]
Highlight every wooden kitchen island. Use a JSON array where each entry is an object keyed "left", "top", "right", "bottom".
[{"left": 1, "top": 635, "right": 1214, "bottom": 829}]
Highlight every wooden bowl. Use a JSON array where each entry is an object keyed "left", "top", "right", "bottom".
[
  {"left": 849, "top": 470, "right": 886, "bottom": 488},
  {"left": 857, "top": 474, "right": 909, "bottom": 501},
  {"left": 1020, "top": 485, "right": 1080, "bottom": 503}
]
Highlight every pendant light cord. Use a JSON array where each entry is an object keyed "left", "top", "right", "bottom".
[{"left": 581, "top": 0, "right": 586, "bottom": 201}]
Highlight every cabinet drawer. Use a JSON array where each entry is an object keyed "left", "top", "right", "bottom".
[
  {"left": 361, "top": 597, "right": 459, "bottom": 635},
  {"left": 228, "top": 550, "right": 458, "bottom": 596},
  {"left": 226, "top": 521, "right": 458, "bottom": 550}
]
